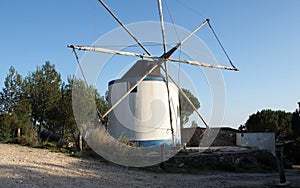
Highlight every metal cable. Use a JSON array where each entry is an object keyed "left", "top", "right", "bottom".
[
  {"left": 162, "top": 0, "right": 181, "bottom": 41},
  {"left": 71, "top": 47, "right": 104, "bottom": 121},
  {"left": 207, "top": 21, "right": 236, "bottom": 69}
]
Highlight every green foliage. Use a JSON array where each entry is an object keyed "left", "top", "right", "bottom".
[
  {"left": 179, "top": 88, "right": 200, "bottom": 127},
  {"left": 0, "top": 66, "right": 31, "bottom": 142},
  {"left": 292, "top": 109, "right": 300, "bottom": 138},
  {"left": 243, "top": 109, "right": 293, "bottom": 138},
  {"left": 290, "top": 108, "right": 300, "bottom": 164},
  {"left": 71, "top": 78, "right": 101, "bottom": 140},
  {"left": 284, "top": 141, "right": 300, "bottom": 165},
  {"left": 0, "top": 113, "right": 16, "bottom": 141},
  {"left": 95, "top": 91, "right": 109, "bottom": 125},
  {"left": 242, "top": 108, "right": 300, "bottom": 165},
  {"left": 0, "top": 67, "right": 23, "bottom": 113},
  {"left": 25, "top": 61, "right": 62, "bottom": 143},
  {"left": 57, "top": 78, "right": 78, "bottom": 145},
  {"left": 0, "top": 63, "right": 108, "bottom": 149}
]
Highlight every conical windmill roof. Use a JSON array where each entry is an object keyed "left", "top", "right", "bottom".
[{"left": 121, "top": 60, "right": 164, "bottom": 79}]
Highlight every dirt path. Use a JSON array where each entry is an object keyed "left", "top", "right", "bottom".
[{"left": 0, "top": 143, "right": 299, "bottom": 188}]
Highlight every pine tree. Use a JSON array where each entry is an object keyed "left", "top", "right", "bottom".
[
  {"left": 0, "top": 66, "right": 31, "bottom": 142},
  {"left": 25, "top": 61, "right": 61, "bottom": 143},
  {"left": 179, "top": 88, "right": 200, "bottom": 127}
]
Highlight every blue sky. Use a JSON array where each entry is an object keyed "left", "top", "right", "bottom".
[{"left": 1, "top": 0, "right": 299, "bottom": 128}]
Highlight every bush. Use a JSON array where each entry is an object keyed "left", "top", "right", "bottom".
[{"left": 284, "top": 141, "right": 300, "bottom": 165}]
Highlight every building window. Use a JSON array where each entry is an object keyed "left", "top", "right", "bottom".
[{"left": 128, "top": 81, "right": 137, "bottom": 93}]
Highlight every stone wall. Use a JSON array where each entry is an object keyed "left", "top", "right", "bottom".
[
  {"left": 181, "top": 127, "right": 239, "bottom": 147},
  {"left": 170, "top": 148, "right": 277, "bottom": 172}
]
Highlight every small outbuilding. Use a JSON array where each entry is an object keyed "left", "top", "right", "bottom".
[{"left": 236, "top": 132, "right": 275, "bottom": 155}]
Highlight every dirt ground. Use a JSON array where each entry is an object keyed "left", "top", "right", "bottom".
[{"left": 0, "top": 143, "right": 299, "bottom": 188}]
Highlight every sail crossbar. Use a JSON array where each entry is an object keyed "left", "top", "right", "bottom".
[{"left": 67, "top": 45, "right": 238, "bottom": 71}]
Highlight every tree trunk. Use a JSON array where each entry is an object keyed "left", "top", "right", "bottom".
[
  {"left": 61, "top": 120, "right": 65, "bottom": 141},
  {"left": 78, "top": 134, "right": 83, "bottom": 151},
  {"left": 17, "top": 128, "right": 21, "bottom": 138},
  {"left": 38, "top": 120, "right": 43, "bottom": 144}
]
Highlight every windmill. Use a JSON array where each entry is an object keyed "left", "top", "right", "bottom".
[{"left": 68, "top": 0, "right": 238, "bottom": 148}]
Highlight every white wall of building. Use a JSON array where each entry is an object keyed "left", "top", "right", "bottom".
[
  {"left": 108, "top": 78, "right": 180, "bottom": 146},
  {"left": 236, "top": 132, "right": 275, "bottom": 155}
]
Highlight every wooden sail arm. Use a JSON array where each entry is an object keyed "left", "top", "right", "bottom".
[
  {"left": 67, "top": 45, "right": 154, "bottom": 59},
  {"left": 160, "top": 19, "right": 209, "bottom": 59},
  {"left": 168, "top": 57, "right": 239, "bottom": 71},
  {"left": 67, "top": 45, "right": 238, "bottom": 71}
]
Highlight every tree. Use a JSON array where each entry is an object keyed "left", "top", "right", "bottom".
[
  {"left": 244, "top": 109, "right": 293, "bottom": 139},
  {"left": 238, "top": 124, "right": 246, "bottom": 132},
  {"left": 191, "top": 120, "right": 198, "bottom": 128},
  {"left": 0, "top": 66, "right": 23, "bottom": 114},
  {"left": 0, "top": 113, "right": 17, "bottom": 141},
  {"left": 0, "top": 63, "right": 109, "bottom": 149},
  {"left": 95, "top": 90, "right": 108, "bottom": 125},
  {"left": 291, "top": 109, "right": 300, "bottom": 138},
  {"left": 285, "top": 104, "right": 300, "bottom": 164},
  {"left": 70, "top": 77, "right": 109, "bottom": 150},
  {"left": 179, "top": 88, "right": 200, "bottom": 127},
  {"left": 50, "top": 78, "right": 78, "bottom": 149},
  {"left": 71, "top": 78, "right": 100, "bottom": 129},
  {"left": 25, "top": 61, "right": 61, "bottom": 143},
  {"left": 0, "top": 66, "right": 31, "bottom": 142}
]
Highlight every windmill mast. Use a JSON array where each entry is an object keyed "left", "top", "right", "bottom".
[{"left": 157, "top": 0, "right": 175, "bottom": 145}]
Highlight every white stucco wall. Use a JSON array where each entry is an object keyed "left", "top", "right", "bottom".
[
  {"left": 236, "top": 132, "right": 275, "bottom": 155},
  {"left": 108, "top": 78, "right": 181, "bottom": 146}
]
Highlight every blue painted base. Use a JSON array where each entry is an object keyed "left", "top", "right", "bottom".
[{"left": 131, "top": 139, "right": 181, "bottom": 147}]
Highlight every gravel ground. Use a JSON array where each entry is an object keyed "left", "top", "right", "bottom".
[{"left": 0, "top": 143, "right": 299, "bottom": 188}]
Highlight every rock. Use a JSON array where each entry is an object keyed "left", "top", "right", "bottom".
[{"left": 178, "top": 163, "right": 184, "bottom": 167}]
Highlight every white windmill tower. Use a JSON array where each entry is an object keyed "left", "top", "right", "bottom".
[{"left": 68, "top": 0, "right": 238, "bottom": 148}]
